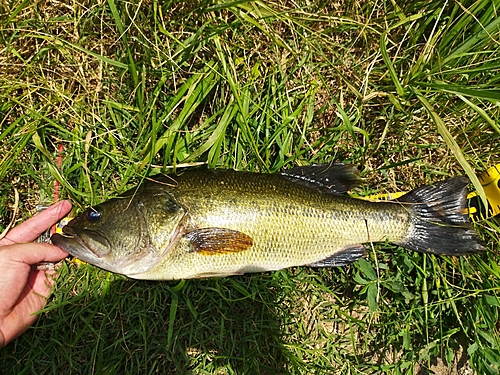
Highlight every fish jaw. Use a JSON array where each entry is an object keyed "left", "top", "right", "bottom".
[
  {"left": 51, "top": 221, "right": 153, "bottom": 275},
  {"left": 52, "top": 231, "right": 170, "bottom": 276},
  {"left": 51, "top": 232, "right": 119, "bottom": 273}
]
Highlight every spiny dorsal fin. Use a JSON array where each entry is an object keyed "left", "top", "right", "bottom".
[
  {"left": 186, "top": 228, "right": 253, "bottom": 255},
  {"left": 282, "top": 163, "right": 361, "bottom": 194}
]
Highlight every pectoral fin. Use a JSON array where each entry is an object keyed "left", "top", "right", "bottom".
[
  {"left": 308, "top": 244, "right": 366, "bottom": 267},
  {"left": 186, "top": 228, "right": 253, "bottom": 255}
]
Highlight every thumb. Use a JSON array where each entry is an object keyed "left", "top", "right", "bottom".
[{"left": 0, "top": 243, "right": 68, "bottom": 265}]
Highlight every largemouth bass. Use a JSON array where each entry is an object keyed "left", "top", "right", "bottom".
[{"left": 51, "top": 164, "right": 485, "bottom": 280}]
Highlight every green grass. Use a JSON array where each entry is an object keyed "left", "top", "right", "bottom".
[{"left": 1, "top": 0, "right": 500, "bottom": 374}]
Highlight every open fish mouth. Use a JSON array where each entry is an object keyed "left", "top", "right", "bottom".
[
  {"left": 52, "top": 225, "right": 112, "bottom": 259},
  {"left": 54, "top": 229, "right": 75, "bottom": 239},
  {"left": 51, "top": 233, "right": 91, "bottom": 258}
]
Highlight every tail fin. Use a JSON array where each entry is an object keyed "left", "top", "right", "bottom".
[{"left": 396, "top": 177, "right": 485, "bottom": 255}]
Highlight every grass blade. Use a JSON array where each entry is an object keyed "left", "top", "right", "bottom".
[
  {"left": 380, "top": 32, "right": 405, "bottom": 97},
  {"left": 412, "top": 87, "right": 488, "bottom": 209}
]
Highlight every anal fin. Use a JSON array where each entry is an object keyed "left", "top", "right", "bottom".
[{"left": 307, "top": 245, "right": 366, "bottom": 267}]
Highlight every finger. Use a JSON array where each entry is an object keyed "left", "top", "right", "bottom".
[
  {"left": 29, "top": 266, "right": 61, "bottom": 299},
  {"left": 0, "top": 243, "right": 68, "bottom": 343},
  {"left": 0, "top": 243, "right": 68, "bottom": 265},
  {"left": 0, "top": 260, "right": 64, "bottom": 347},
  {"left": 0, "top": 200, "right": 72, "bottom": 245}
]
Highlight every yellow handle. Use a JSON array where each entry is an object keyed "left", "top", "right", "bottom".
[
  {"left": 467, "top": 164, "right": 500, "bottom": 222},
  {"left": 358, "top": 164, "right": 500, "bottom": 222}
]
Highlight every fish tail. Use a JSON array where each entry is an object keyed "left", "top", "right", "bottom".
[{"left": 396, "top": 177, "right": 485, "bottom": 255}]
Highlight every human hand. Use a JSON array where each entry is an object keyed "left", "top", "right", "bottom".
[{"left": 0, "top": 200, "right": 72, "bottom": 348}]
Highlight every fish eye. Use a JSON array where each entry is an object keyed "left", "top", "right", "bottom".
[{"left": 86, "top": 209, "right": 102, "bottom": 222}]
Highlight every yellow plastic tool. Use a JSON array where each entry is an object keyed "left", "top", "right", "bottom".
[
  {"left": 360, "top": 164, "right": 500, "bottom": 222},
  {"left": 52, "top": 215, "right": 86, "bottom": 264},
  {"left": 467, "top": 164, "right": 500, "bottom": 222},
  {"left": 54, "top": 215, "right": 73, "bottom": 234}
]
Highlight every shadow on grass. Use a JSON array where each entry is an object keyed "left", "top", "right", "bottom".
[
  {"left": 1, "top": 269, "right": 298, "bottom": 374},
  {"left": 1, "top": 250, "right": 493, "bottom": 374}
]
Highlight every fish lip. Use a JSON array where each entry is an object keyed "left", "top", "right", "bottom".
[
  {"left": 61, "top": 225, "right": 76, "bottom": 237},
  {"left": 51, "top": 233, "right": 90, "bottom": 259},
  {"left": 52, "top": 232, "right": 129, "bottom": 275},
  {"left": 52, "top": 226, "right": 111, "bottom": 259},
  {"left": 48, "top": 222, "right": 76, "bottom": 239}
]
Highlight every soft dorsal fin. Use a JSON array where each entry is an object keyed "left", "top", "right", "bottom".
[
  {"left": 281, "top": 163, "right": 361, "bottom": 193},
  {"left": 186, "top": 228, "right": 253, "bottom": 255}
]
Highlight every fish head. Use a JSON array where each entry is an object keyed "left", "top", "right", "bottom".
[{"left": 52, "top": 190, "right": 186, "bottom": 276}]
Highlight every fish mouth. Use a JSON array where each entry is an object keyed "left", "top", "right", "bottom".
[
  {"left": 51, "top": 225, "right": 161, "bottom": 276},
  {"left": 51, "top": 226, "right": 111, "bottom": 260},
  {"left": 51, "top": 232, "right": 89, "bottom": 258}
]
